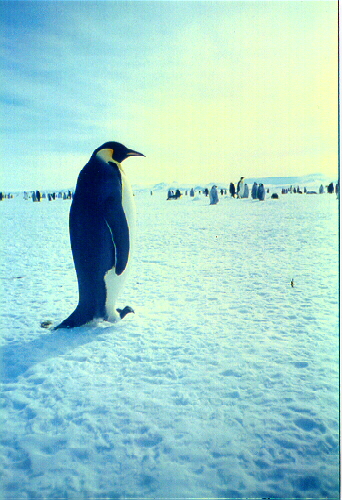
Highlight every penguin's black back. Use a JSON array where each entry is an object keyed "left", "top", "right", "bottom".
[{"left": 70, "top": 157, "right": 124, "bottom": 277}]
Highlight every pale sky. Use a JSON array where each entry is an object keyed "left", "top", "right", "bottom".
[{"left": 0, "top": 1, "right": 338, "bottom": 190}]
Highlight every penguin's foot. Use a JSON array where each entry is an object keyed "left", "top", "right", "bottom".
[{"left": 116, "top": 306, "right": 135, "bottom": 320}]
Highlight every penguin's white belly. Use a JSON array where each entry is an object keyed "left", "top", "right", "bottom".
[{"left": 104, "top": 172, "right": 136, "bottom": 322}]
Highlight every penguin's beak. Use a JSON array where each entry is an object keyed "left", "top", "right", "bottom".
[{"left": 126, "top": 149, "right": 145, "bottom": 157}]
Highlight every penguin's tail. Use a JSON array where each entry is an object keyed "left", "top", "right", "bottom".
[
  {"left": 54, "top": 306, "right": 95, "bottom": 330},
  {"left": 53, "top": 316, "right": 78, "bottom": 330}
]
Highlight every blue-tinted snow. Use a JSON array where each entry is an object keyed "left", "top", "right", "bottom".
[{"left": 0, "top": 187, "right": 339, "bottom": 499}]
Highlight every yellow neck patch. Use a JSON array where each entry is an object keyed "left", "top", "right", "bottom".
[
  {"left": 96, "top": 149, "right": 114, "bottom": 164},
  {"left": 96, "top": 149, "right": 123, "bottom": 172}
]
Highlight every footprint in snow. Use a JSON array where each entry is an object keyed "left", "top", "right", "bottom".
[
  {"left": 294, "top": 418, "right": 326, "bottom": 433},
  {"left": 221, "top": 369, "right": 242, "bottom": 377},
  {"left": 135, "top": 434, "right": 163, "bottom": 448}
]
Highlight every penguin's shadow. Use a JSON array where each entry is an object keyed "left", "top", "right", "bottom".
[{"left": 1, "top": 325, "right": 115, "bottom": 382}]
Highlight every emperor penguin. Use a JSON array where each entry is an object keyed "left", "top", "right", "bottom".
[
  {"left": 209, "top": 185, "right": 219, "bottom": 205},
  {"left": 251, "top": 182, "right": 258, "bottom": 199},
  {"left": 242, "top": 183, "right": 249, "bottom": 198},
  {"left": 55, "top": 142, "right": 144, "bottom": 329},
  {"left": 257, "top": 183, "right": 266, "bottom": 201},
  {"left": 237, "top": 177, "right": 245, "bottom": 199}
]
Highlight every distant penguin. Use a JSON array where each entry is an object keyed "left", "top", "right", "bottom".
[
  {"left": 55, "top": 142, "right": 144, "bottom": 329},
  {"left": 229, "top": 183, "right": 236, "bottom": 197},
  {"left": 237, "top": 177, "right": 245, "bottom": 198},
  {"left": 242, "top": 183, "right": 249, "bottom": 198},
  {"left": 251, "top": 182, "right": 258, "bottom": 199},
  {"left": 319, "top": 184, "right": 324, "bottom": 194},
  {"left": 190, "top": 188, "right": 195, "bottom": 197},
  {"left": 209, "top": 185, "right": 219, "bottom": 205},
  {"left": 257, "top": 184, "right": 265, "bottom": 201}
]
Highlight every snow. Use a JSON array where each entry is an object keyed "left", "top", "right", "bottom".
[{"left": 0, "top": 188, "right": 339, "bottom": 499}]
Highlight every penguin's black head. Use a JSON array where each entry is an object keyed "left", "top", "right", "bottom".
[{"left": 93, "top": 142, "right": 145, "bottom": 164}]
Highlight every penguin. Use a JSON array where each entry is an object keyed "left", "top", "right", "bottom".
[
  {"left": 242, "top": 183, "right": 249, "bottom": 198},
  {"left": 55, "top": 141, "right": 144, "bottom": 329},
  {"left": 209, "top": 185, "right": 219, "bottom": 205},
  {"left": 327, "top": 182, "right": 334, "bottom": 194},
  {"left": 236, "top": 177, "right": 245, "bottom": 198},
  {"left": 251, "top": 182, "right": 258, "bottom": 199},
  {"left": 257, "top": 183, "right": 265, "bottom": 201}
]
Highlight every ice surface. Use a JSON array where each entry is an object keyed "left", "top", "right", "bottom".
[{"left": 0, "top": 189, "right": 339, "bottom": 499}]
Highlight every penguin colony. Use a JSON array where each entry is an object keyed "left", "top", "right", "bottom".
[
  {"left": 3, "top": 180, "right": 339, "bottom": 204},
  {"left": 164, "top": 179, "right": 340, "bottom": 202}
]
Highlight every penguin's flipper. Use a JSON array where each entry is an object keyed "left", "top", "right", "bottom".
[{"left": 104, "top": 196, "right": 130, "bottom": 276}]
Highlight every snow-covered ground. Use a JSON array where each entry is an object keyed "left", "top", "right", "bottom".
[{"left": 0, "top": 188, "right": 339, "bottom": 499}]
